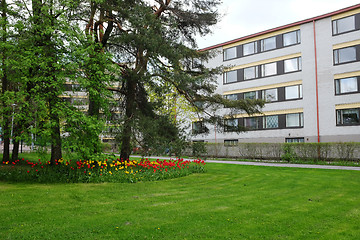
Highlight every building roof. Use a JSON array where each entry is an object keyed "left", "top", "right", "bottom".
[{"left": 200, "top": 3, "right": 360, "bottom": 52}]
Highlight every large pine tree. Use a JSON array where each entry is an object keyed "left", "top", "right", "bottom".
[{"left": 80, "top": 0, "right": 264, "bottom": 160}]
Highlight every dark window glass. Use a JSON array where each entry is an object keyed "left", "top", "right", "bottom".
[
  {"left": 337, "top": 108, "right": 360, "bottom": 125},
  {"left": 285, "top": 137, "right": 304, "bottom": 143},
  {"left": 224, "top": 139, "right": 238, "bottom": 147},
  {"left": 244, "top": 117, "right": 259, "bottom": 129},
  {"left": 224, "top": 119, "right": 238, "bottom": 132},
  {"left": 244, "top": 91, "right": 258, "bottom": 100},
  {"left": 192, "top": 121, "right": 207, "bottom": 134}
]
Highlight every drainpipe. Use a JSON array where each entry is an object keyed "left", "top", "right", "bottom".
[{"left": 313, "top": 20, "right": 320, "bottom": 143}]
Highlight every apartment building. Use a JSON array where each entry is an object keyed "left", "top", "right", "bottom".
[{"left": 191, "top": 4, "right": 360, "bottom": 144}]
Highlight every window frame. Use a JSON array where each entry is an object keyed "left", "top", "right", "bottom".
[
  {"left": 332, "top": 15, "right": 356, "bottom": 35},
  {"left": 263, "top": 115, "right": 279, "bottom": 129},
  {"left": 284, "top": 57, "right": 302, "bottom": 73},
  {"left": 224, "top": 139, "right": 239, "bottom": 147},
  {"left": 333, "top": 46, "right": 358, "bottom": 65},
  {"left": 224, "top": 119, "right": 239, "bottom": 132},
  {"left": 285, "top": 85, "right": 303, "bottom": 100},
  {"left": 224, "top": 70, "right": 238, "bottom": 84},
  {"left": 261, "top": 62, "right": 277, "bottom": 77},
  {"left": 260, "top": 36, "right": 276, "bottom": 52},
  {"left": 244, "top": 117, "right": 260, "bottom": 130},
  {"left": 244, "top": 66, "right": 259, "bottom": 80},
  {"left": 286, "top": 113, "right": 304, "bottom": 128},
  {"left": 223, "top": 47, "right": 237, "bottom": 61},
  {"left": 335, "top": 77, "right": 359, "bottom": 95},
  {"left": 336, "top": 108, "right": 360, "bottom": 126},
  {"left": 224, "top": 94, "right": 238, "bottom": 100},
  {"left": 244, "top": 91, "right": 259, "bottom": 100},
  {"left": 263, "top": 88, "right": 278, "bottom": 102},
  {"left": 192, "top": 121, "right": 207, "bottom": 134},
  {"left": 242, "top": 41, "right": 258, "bottom": 56},
  {"left": 285, "top": 137, "right": 305, "bottom": 143},
  {"left": 283, "top": 30, "right": 301, "bottom": 47}
]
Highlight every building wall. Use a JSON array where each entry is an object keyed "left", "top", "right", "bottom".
[{"left": 191, "top": 5, "right": 360, "bottom": 144}]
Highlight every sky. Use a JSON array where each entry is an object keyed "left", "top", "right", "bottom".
[{"left": 196, "top": 0, "right": 360, "bottom": 49}]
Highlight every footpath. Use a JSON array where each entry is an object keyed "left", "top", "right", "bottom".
[{"left": 131, "top": 155, "right": 360, "bottom": 171}]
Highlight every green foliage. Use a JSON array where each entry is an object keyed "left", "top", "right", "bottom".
[
  {"left": 281, "top": 144, "right": 298, "bottom": 163},
  {"left": 192, "top": 141, "right": 207, "bottom": 158}
]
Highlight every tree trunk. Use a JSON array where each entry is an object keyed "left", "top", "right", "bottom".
[
  {"left": 11, "top": 137, "right": 19, "bottom": 161},
  {"left": 120, "top": 76, "right": 137, "bottom": 160},
  {"left": 1, "top": 0, "right": 10, "bottom": 162},
  {"left": 49, "top": 98, "right": 62, "bottom": 163},
  {"left": 2, "top": 123, "right": 10, "bottom": 162}
]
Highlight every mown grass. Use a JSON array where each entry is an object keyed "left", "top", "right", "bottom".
[{"left": 0, "top": 163, "right": 360, "bottom": 239}]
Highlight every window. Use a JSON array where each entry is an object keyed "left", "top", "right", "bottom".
[
  {"left": 192, "top": 121, "right": 207, "bottom": 134},
  {"left": 224, "top": 119, "right": 238, "bottom": 132},
  {"left": 284, "top": 57, "right": 302, "bottom": 73},
  {"left": 335, "top": 77, "right": 358, "bottom": 94},
  {"left": 285, "top": 138, "right": 304, "bottom": 143},
  {"left": 337, "top": 108, "right": 360, "bottom": 125},
  {"left": 263, "top": 88, "right": 278, "bottom": 102},
  {"left": 261, "top": 62, "right": 277, "bottom": 77},
  {"left": 286, "top": 113, "right": 303, "bottom": 127},
  {"left": 263, "top": 115, "right": 279, "bottom": 129},
  {"left": 224, "top": 47, "right": 237, "bottom": 60},
  {"left": 283, "top": 30, "right": 301, "bottom": 46},
  {"left": 225, "top": 94, "right": 238, "bottom": 100},
  {"left": 260, "top": 37, "right": 276, "bottom": 51},
  {"left": 224, "top": 139, "right": 238, "bottom": 147},
  {"left": 243, "top": 41, "right": 257, "bottom": 56},
  {"left": 192, "top": 58, "right": 202, "bottom": 69},
  {"left": 333, "top": 15, "right": 355, "bottom": 35},
  {"left": 244, "top": 66, "right": 259, "bottom": 80},
  {"left": 244, "top": 91, "right": 258, "bottom": 100},
  {"left": 334, "top": 46, "right": 357, "bottom": 64},
  {"left": 244, "top": 117, "right": 259, "bottom": 129},
  {"left": 224, "top": 70, "right": 238, "bottom": 83},
  {"left": 285, "top": 85, "right": 302, "bottom": 100}
]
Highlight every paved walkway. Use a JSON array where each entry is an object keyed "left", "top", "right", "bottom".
[{"left": 132, "top": 155, "right": 360, "bottom": 171}]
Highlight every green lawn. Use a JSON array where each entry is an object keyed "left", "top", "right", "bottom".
[{"left": 0, "top": 163, "right": 359, "bottom": 239}]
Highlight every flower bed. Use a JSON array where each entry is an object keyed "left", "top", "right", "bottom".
[{"left": 0, "top": 157, "right": 206, "bottom": 183}]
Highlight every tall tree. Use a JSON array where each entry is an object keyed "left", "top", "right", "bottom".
[
  {"left": 100, "top": 0, "right": 264, "bottom": 160},
  {"left": 0, "top": 0, "right": 12, "bottom": 161},
  {"left": 16, "top": 0, "right": 83, "bottom": 162}
]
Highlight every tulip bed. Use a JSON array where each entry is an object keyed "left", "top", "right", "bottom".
[{"left": 0, "top": 157, "right": 206, "bottom": 183}]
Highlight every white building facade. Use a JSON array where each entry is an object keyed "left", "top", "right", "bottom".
[{"left": 191, "top": 4, "right": 360, "bottom": 144}]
